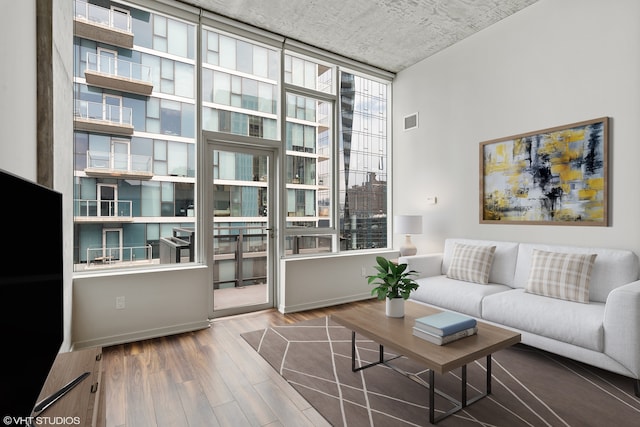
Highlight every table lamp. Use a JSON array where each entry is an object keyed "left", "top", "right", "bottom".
[{"left": 394, "top": 215, "right": 423, "bottom": 256}]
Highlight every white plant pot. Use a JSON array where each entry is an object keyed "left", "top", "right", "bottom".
[{"left": 386, "top": 298, "right": 405, "bottom": 318}]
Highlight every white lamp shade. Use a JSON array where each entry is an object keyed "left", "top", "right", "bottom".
[{"left": 394, "top": 215, "right": 423, "bottom": 235}]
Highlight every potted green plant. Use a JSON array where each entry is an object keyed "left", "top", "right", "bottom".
[{"left": 367, "top": 256, "right": 419, "bottom": 317}]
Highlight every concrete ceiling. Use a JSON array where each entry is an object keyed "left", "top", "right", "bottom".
[{"left": 184, "top": 0, "right": 539, "bottom": 73}]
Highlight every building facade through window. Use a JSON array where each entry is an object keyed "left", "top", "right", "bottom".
[{"left": 72, "top": 0, "right": 392, "bottom": 273}]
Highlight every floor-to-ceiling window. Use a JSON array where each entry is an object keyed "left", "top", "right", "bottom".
[
  {"left": 73, "top": 0, "right": 197, "bottom": 271},
  {"left": 282, "top": 53, "right": 390, "bottom": 254},
  {"left": 339, "top": 72, "right": 389, "bottom": 251},
  {"left": 283, "top": 53, "right": 336, "bottom": 254},
  {"left": 72, "top": 0, "right": 392, "bottom": 278}
]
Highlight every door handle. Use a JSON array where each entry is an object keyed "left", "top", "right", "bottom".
[{"left": 265, "top": 227, "right": 275, "bottom": 238}]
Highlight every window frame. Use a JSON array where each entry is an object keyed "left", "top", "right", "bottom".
[
  {"left": 282, "top": 51, "right": 340, "bottom": 255},
  {"left": 336, "top": 67, "right": 391, "bottom": 252},
  {"left": 281, "top": 51, "right": 393, "bottom": 257}
]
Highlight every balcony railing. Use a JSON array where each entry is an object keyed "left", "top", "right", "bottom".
[
  {"left": 86, "top": 52, "right": 151, "bottom": 82},
  {"left": 74, "top": 100, "right": 133, "bottom": 127},
  {"left": 84, "top": 52, "right": 154, "bottom": 95},
  {"left": 75, "top": 0, "right": 131, "bottom": 32},
  {"left": 85, "top": 150, "right": 153, "bottom": 178},
  {"left": 160, "top": 227, "right": 195, "bottom": 264},
  {"left": 74, "top": 199, "right": 133, "bottom": 219},
  {"left": 213, "top": 225, "right": 268, "bottom": 288},
  {"left": 86, "top": 245, "right": 153, "bottom": 267}
]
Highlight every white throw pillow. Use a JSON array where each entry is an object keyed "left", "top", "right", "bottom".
[
  {"left": 525, "top": 249, "right": 597, "bottom": 303},
  {"left": 446, "top": 243, "right": 496, "bottom": 285}
]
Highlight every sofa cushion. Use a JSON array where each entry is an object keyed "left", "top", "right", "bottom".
[
  {"left": 514, "top": 243, "right": 640, "bottom": 302},
  {"left": 525, "top": 249, "right": 596, "bottom": 303},
  {"left": 409, "top": 275, "right": 512, "bottom": 318},
  {"left": 443, "top": 238, "right": 519, "bottom": 287},
  {"left": 446, "top": 243, "right": 496, "bottom": 285},
  {"left": 482, "top": 289, "right": 605, "bottom": 352}
]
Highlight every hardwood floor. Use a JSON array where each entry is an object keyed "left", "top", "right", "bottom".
[{"left": 99, "top": 300, "right": 376, "bottom": 427}]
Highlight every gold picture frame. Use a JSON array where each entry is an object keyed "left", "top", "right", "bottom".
[{"left": 480, "top": 117, "right": 609, "bottom": 226}]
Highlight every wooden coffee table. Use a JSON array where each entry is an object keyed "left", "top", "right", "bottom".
[{"left": 331, "top": 300, "right": 521, "bottom": 424}]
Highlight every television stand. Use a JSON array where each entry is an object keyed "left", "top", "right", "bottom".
[
  {"left": 32, "top": 347, "right": 104, "bottom": 427},
  {"left": 33, "top": 371, "right": 90, "bottom": 415}
]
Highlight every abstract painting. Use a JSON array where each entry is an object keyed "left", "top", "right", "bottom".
[{"left": 480, "top": 117, "right": 608, "bottom": 225}]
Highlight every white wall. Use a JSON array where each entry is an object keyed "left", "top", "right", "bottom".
[
  {"left": 0, "top": 1, "right": 77, "bottom": 352},
  {"left": 393, "top": 0, "right": 640, "bottom": 256},
  {"left": 280, "top": 250, "right": 397, "bottom": 313},
  {"left": 73, "top": 266, "right": 210, "bottom": 348},
  {"left": 0, "top": 1, "right": 37, "bottom": 178}
]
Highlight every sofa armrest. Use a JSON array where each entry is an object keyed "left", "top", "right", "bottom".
[
  {"left": 604, "top": 280, "right": 640, "bottom": 377},
  {"left": 397, "top": 253, "right": 443, "bottom": 279}
]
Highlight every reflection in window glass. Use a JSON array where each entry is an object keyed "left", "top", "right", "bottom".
[{"left": 339, "top": 72, "right": 388, "bottom": 250}]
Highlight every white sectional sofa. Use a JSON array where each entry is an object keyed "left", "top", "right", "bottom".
[{"left": 399, "top": 238, "right": 640, "bottom": 396}]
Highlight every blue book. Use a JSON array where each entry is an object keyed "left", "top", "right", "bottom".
[{"left": 414, "top": 311, "right": 477, "bottom": 336}]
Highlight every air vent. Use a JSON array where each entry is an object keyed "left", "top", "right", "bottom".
[{"left": 403, "top": 112, "right": 418, "bottom": 131}]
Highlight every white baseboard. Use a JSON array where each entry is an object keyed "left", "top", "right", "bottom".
[
  {"left": 71, "top": 320, "right": 211, "bottom": 349},
  {"left": 278, "top": 293, "right": 374, "bottom": 314}
]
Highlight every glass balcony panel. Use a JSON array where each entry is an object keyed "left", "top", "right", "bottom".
[
  {"left": 85, "top": 150, "right": 152, "bottom": 178},
  {"left": 74, "top": 199, "right": 133, "bottom": 219},
  {"left": 85, "top": 244, "right": 153, "bottom": 267},
  {"left": 74, "top": 1, "right": 133, "bottom": 48},
  {"left": 84, "top": 52, "right": 153, "bottom": 95},
  {"left": 75, "top": 100, "right": 132, "bottom": 127},
  {"left": 285, "top": 235, "right": 332, "bottom": 255},
  {"left": 75, "top": 0, "right": 131, "bottom": 32},
  {"left": 85, "top": 3, "right": 109, "bottom": 26}
]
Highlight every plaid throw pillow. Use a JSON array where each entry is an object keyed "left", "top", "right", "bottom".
[
  {"left": 525, "top": 249, "right": 597, "bottom": 303},
  {"left": 446, "top": 243, "right": 496, "bottom": 285}
]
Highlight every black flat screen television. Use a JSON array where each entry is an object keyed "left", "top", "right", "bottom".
[{"left": 0, "top": 169, "right": 63, "bottom": 420}]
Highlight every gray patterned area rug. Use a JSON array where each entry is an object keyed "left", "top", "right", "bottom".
[{"left": 241, "top": 317, "right": 640, "bottom": 426}]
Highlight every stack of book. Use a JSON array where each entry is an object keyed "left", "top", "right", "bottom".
[{"left": 413, "top": 311, "right": 478, "bottom": 345}]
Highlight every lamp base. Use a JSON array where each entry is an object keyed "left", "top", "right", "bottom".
[{"left": 399, "top": 234, "right": 417, "bottom": 257}]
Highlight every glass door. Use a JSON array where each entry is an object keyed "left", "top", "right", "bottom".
[
  {"left": 97, "top": 183, "right": 116, "bottom": 217},
  {"left": 111, "top": 139, "right": 129, "bottom": 171},
  {"left": 103, "top": 94, "right": 122, "bottom": 123},
  {"left": 210, "top": 143, "right": 276, "bottom": 317},
  {"left": 97, "top": 48, "right": 116, "bottom": 75},
  {"left": 102, "top": 228, "right": 122, "bottom": 262}
]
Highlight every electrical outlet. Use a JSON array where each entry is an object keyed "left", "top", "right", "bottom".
[
  {"left": 426, "top": 196, "right": 437, "bottom": 205},
  {"left": 116, "top": 296, "right": 125, "bottom": 309}
]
